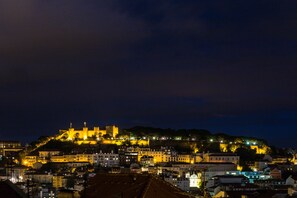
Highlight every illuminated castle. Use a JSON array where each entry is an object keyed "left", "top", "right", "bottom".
[{"left": 59, "top": 122, "right": 119, "bottom": 141}]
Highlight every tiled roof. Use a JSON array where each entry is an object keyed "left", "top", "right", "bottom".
[
  {"left": 0, "top": 180, "right": 26, "bottom": 198},
  {"left": 208, "top": 153, "right": 238, "bottom": 156},
  {"left": 85, "top": 173, "right": 195, "bottom": 198}
]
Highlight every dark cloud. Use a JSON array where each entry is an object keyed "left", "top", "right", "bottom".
[
  {"left": 0, "top": 0, "right": 149, "bottom": 82},
  {"left": 0, "top": 0, "right": 296, "bottom": 147}
]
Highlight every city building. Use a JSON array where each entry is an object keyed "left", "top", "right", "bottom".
[
  {"left": 176, "top": 177, "right": 190, "bottom": 192},
  {"left": 206, "top": 175, "right": 250, "bottom": 196},
  {"left": 225, "top": 171, "right": 271, "bottom": 183},
  {"left": 203, "top": 153, "right": 240, "bottom": 165},
  {"left": 22, "top": 155, "right": 38, "bottom": 167},
  {"left": 270, "top": 168, "right": 282, "bottom": 179},
  {"left": 286, "top": 175, "right": 297, "bottom": 187},
  {"left": 52, "top": 174, "right": 65, "bottom": 188},
  {"left": 26, "top": 172, "right": 53, "bottom": 184},
  {"left": 177, "top": 154, "right": 193, "bottom": 164},
  {"left": 6, "top": 165, "right": 27, "bottom": 183},
  {"left": 39, "top": 150, "right": 60, "bottom": 158},
  {"left": 38, "top": 188, "right": 57, "bottom": 198},
  {"left": 188, "top": 173, "right": 199, "bottom": 188},
  {"left": 134, "top": 147, "right": 177, "bottom": 163},
  {"left": 140, "top": 156, "right": 154, "bottom": 167},
  {"left": 119, "top": 151, "right": 138, "bottom": 167},
  {"left": 51, "top": 154, "right": 94, "bottom": 164},
  {"left": 94, "top": 150, "right": 119, "bottom": 167},
  {"left": 0, "top": 141, "right": 23, "bottom": 157},
  {"left": 164, "top": 175, "right": 178, "bottom": 186}
]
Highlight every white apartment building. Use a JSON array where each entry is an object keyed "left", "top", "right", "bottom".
[
  {"left": 177, "top": 178, "right": 190, "bottom": 192},
  {"left": 94, "top": 150, "right": 119, "bottom": 167}
]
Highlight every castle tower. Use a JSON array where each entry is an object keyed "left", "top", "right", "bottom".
[
  {"left": 67, "top": 122, "right": 75, "bottom": 140},
  {"left": 83, "top": 122, "right": 88, "bottom": 140},
  {"left": 106, "top": 125, "right": 119, "bottom": 138}
]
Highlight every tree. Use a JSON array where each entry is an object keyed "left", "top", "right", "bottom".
[
  {"left": 206, "top": 143, "right": 221, "bottom": 152},
  {"left": 236, "top": 147, "right": 258, "bottom": 166}
]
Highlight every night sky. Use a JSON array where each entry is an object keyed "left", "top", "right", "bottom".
[{"left": 0, "top": 1, "right": 296, "bottom": 147}]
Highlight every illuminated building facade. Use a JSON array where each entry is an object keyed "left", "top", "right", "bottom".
[
  {"left": 0, "top": 141, "right": 23, "bottom": 157},
  {"left": 177, "top": 154, "right": 193, "bottom": 163},
  {"left": 140, "top": 155, "right": 154, "bottom": 167},
  {"left": 52, "top": 175, "right": 65, "bottom": 188},
  {"left": 23, "top": 155, "right": 38, "bottom": 167},
  {"left": 23, "top": 153, "right": 95, "bottom": 167},
  {"left": 127, "top": 147, "right": 195, "bottom": 164},
  {"left": 134, "top": 147, "right": 176, "bottom": 163},
  {"left": 39, "top": 150, "right": 60, "bottom": 158},
  {"left": 51, "top": 154, "right": 94, "bottom": 164},
  {"left": 203, "top": 153, "right": 240, "bottom": 165}
]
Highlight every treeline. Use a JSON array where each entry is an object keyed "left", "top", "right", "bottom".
[
  {"left": 123, "top": 126, "right": 266, "bottom": 145},
  {"left": 124, "top": 126, "right": 211, "bottom": 140}
]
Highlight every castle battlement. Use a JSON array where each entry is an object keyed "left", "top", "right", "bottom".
[{"left": 60, "top": 123, "right": 119, "bottom": 142}]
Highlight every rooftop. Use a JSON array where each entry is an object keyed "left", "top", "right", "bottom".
[
  {"left": 86, "top": 173, "right": 195, "bottom": 198},
  {"left": 197, "top": 162, "right": 235, "bottom": 165},
  {"left": 0, "top": 180, "right": 26, "bottom": 198},
  {"left": 207, "top": 153, "right": 238, "bottom": 156}
]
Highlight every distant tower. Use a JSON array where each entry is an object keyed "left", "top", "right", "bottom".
[
  {"left": 70, "top": 122, "right": 73, "bottom": 128},
  {"left": 106, "top": 125, "right": 119, "bottom": 138},
  {"left": 83, "top": 122, "right": 88, "bottom": 140}
]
